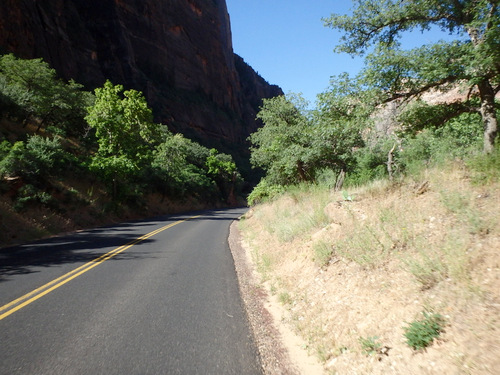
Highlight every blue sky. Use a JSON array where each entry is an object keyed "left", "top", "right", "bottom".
[{"left": 225, "top": 1, "right": 458, "bottom": 105}]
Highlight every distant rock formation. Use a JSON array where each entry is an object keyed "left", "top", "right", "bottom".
[{"left": 0, "top": 0, "right": 282, "bottom": 152}]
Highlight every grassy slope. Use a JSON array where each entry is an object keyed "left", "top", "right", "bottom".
[{"left": 239, "top": 161, "right": 499, "bottom": 374}]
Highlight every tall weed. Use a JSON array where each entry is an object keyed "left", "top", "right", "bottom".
[
  {"left": 402, "top": 230, "right": 472, "bottom": 289},
  {"left": 264, "top": 184, "right": 331, "bottom": 242},
  {"left": 313, "top": 239, "right": 333, "bottom": 267},
  {"left": 467, "top": 146, "right": 500, "bottom": 184},
  {"left": 439, "top": 190, "right": 489, "bottom": 235},
  {"left": 333, "top": 203, "right": 412, "bottom": 268},
  {"left": 402, "top": 248, "right": 448, "bottom": 290}
]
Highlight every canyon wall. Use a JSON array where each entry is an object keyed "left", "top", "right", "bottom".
[{"left": 0, "top": 0, "right": 282, "bottom": 152}]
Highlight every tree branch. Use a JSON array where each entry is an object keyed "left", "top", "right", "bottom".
[
  {"left": 382, "top": 76, "right": 459, "bottom": 104},
  {"left": 487, "top": 2, "right": 498, "bottom": 31}
]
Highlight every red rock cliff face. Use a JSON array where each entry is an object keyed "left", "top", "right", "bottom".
[{"left": 0, "top": 0, "right": 282, "bottom": 147}]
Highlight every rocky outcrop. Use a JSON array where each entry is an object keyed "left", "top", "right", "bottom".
[{"left": 0, "top": 0, "right": 282, "bottom": 149}]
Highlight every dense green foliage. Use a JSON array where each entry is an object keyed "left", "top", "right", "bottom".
[
  {"left": 151, "top": 134, "right": 214, "bottom": 197},
  {"left": 0, "top": 54, "right": 241, "bottom": 211},
  {"left": 0, "top": 135, "right": 68, "bottom": 180},
  {"left": 325, "top": 0, "right": 499, "bottom": 153},
  {"left": 248, "top": 0, "right": 499, "bottom": 204},
  {"left": 249, "top": 89, "right": 365, "bottom": 189},
  {"left": 85, "top": 80, "right": 162, "bottom": 198},
  {"left": 247, "top": 179, "right": 285, "bottom": 206},
  {"left": 0, "top": 53, "right": 92, "bottom": 136},
  {"left": 249, "top": 94, "right": 315, "bottom": 185}
]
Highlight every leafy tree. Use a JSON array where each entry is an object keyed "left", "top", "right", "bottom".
[
  {"left": 85, "top": 80, "right": 162, "bottom": 197},
  {"left": 152, "top": 133, "right": 191, "bottom": 188},
  {"left": 249, "top": 88, "right": 366, "bottom": 189},
  {"left": 206, "top": 148, "right": 240, "bottom": 203},
  {"left": 313, "top": 74, "right": 370, "bottom": 176},
  {"left": 0, "top": 54, "right": 56, "bottom": 119},
  {"left": 86, "top": 80, "right": 161, "bottom": 160},
  {"left": 206, "top": 148, "right": 237, "bottom": 178},
  {"left": 249, "top": 94, "right": 315, "bottom": 185},
  {"left": 151, "top": 133, "right": 214, "bottom": 197},
  {"left": 0, "top": 135, "right": 67, "bottom": 182},
  {"left": 0, "top": 54, "right": 91, "bottom": 134},
  {"left": 324, "top": 0, "right": 500, "bottom": 153}
]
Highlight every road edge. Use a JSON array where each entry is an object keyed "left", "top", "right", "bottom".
[{"left": 229, "top": 220, "right": 323, "bottom": 374}]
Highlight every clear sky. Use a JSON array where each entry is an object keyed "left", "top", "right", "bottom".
[{"left": 225, "top": 1, "right": 458, "bottom": 106}]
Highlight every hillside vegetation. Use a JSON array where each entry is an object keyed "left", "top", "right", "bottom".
[
  {"left": 241, "top": 1, "right": 499, "bottom": 373},
  {"left": 240, "top": 156, "right": 499, "bottom": 374},
  {"left": 0, "top": 54, "right": 242, "bottom": 247}
]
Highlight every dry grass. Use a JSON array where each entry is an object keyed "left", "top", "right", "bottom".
[{"left": 240, "top": 162, "right": 500, "bottom": 374}]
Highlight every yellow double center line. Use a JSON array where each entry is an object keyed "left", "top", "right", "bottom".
[{"left": 0, "top": 215, "right": 200, "bottom": 321}]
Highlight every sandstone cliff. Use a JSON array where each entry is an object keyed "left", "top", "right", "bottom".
[{"left": 0, "top": 0, "right": 282, "bottom": 153}]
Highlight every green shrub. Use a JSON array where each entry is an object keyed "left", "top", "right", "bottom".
[
  {"left": 247, "top": 178, "right": 285, "bottom": 206},
  {"left": 0, "top": 136, "right": 67, "bottom": 181},
  {"left": 0, "top": 140, "right": 12, "bottom": 158},
  {"left": 278, "top": 291, "right": 293, "bottom": 305},
  {"left": 25, "top": 135, "right": 66, "bottom": 175},
  {"left": 403, "top": 312, "right": 445, "bottom": 350},
  {"left": 467, "top": 146, "right": 500, "bottom": 184},
  {"left": 0, "top": 141, "right": 26, "bottom": 178},
  {"left": 14, "top": 184, "right": 55, "bottom": 210},
  {"left": 398, "top": 112, "right": 483, "bottom": 176},
  {"left": 345, "top": 143, "right": 392, "bottom": 187}
]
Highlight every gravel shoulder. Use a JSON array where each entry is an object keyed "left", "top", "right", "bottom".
[{"left": 229, "top": 221, "right": 325, "bottom": 375}]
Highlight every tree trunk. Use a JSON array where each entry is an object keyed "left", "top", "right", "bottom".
[
  {"left": 467, "top": 22, "right": 498, "bottom": 154},
  {"left": 227, "top": 172, "right": 238, "bottom": 206},
  {"left": 335, "top": 170, "right": 345, "bottom": 191},
  {"left": 297, "top": 160, "right": 307, "bottom": 182},
  {"left": 113, "top": 178, "right": 117, "bottom": 200},
  {"left": 478, "top": 80, "right": 498, "bottom": 153},
  {"left": 387, "top": 143, "right": 397, "bottom": 181}
]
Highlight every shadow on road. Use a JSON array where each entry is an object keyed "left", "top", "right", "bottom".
[
  {"left": 0, "top": 225, "right": 157, "bottom": 282},
  {"left": 0, "top": 207, "right": 248, "bottom": 282}
]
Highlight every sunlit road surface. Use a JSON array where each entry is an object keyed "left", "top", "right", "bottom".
[{"left": 0, "top": 208, "right": 261, "bottom": 374}]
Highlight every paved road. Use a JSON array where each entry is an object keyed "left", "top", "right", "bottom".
[{"left": 0, "top": 208, "right": 261, "bottom": 375}]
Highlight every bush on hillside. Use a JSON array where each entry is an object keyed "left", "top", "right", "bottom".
[
  {"left": 0, "top": 135, "right": 67, "bottom": 182},
  {"left": 247, "top": 178, "right": 285, "bottom": 206}
]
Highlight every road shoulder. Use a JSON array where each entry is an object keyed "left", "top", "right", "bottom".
[{"left": 229, "top": 221, "right": 325, "bottom": 375}]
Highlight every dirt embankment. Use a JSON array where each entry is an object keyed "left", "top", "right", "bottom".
[{"left": 233, "top": 164, "right": 500, "bottom": 374}]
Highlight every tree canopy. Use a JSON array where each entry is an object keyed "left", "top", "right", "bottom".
[
  {"left": 249, "top": 90, "right": 365, "bottom": 188},
  {"left": 85, "top": 80, "right": 163, "bottom": 197},
  {"left": 85, "top": 80, "right": 162, "bottom": 161},
  {"left": 0, "top": 54, "right": 243, "bottom": 210},
  {"left": 0, "top": 53, "right": 91, "bottom": 134},
  {"left": 324, "top": 0, "right": 500, "bottom": 152},
  {"left": 249, "top": 94, "right": 315, "bottom": 185}
]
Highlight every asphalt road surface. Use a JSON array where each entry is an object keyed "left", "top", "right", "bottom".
[{"left": 0, "top": 208, "right": 262, "bottom": 375}]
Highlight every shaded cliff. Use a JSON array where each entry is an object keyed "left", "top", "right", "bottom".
[{"left": 0, "top": 0, "right": 282, "bottom": 152}]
